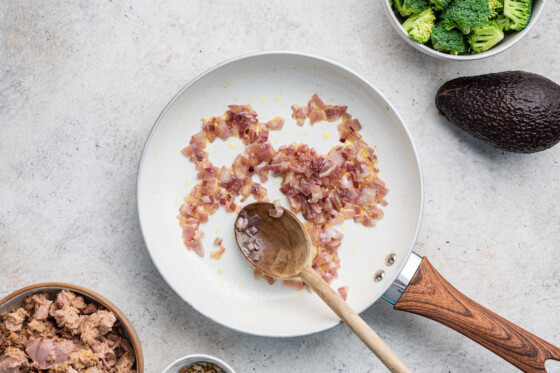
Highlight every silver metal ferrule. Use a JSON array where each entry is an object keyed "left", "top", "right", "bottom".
[{"left": 381, "top": 252, "right": 423, "bottom": 305}]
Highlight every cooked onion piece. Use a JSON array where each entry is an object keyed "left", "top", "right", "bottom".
[{"left": 269, "top": 200, "right": 284, "bottom": 218}]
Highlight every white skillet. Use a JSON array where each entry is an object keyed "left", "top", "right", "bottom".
[{"left": 137, "top": 52, "right": 559, "bottom": 372}]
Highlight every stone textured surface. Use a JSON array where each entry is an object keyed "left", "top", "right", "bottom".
[{"left": 1, "top": 1, "right": 559, "bottom": 372}]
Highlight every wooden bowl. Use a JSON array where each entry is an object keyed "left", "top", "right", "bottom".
[{"left": 0, "top": 282, "right": 144, "bottom": 373}]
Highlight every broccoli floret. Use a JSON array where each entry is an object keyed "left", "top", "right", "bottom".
[
  {"left": 468, "top": 21, "right": 504, "bottom": 53},
  {"left": 441, "top": 0, "right": 492, "bottom": 34},
  {"left": 429, "top": 0, "right": 453, "bottom": 10},
  {"left": 495, "top": 14, "right": 511, "bottom": 29},
  {"left": 503, "top": 0, "right": 532, "bottom": 31},
  {"left": 394, "top": 0, "right": 430, "bottom": 16},
  {"left": 489, "top": 0, "right": 504, "bottom": 17},
  {"left": 431, "top": 23, "right": 468, "bottom": 54},
  {"left": 403, "top": 8, "right": 437, "bottom": 44}
]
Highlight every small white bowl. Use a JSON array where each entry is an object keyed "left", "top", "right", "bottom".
[
  {"left": 162, "top": 354, "right": 236, "bottom": 373},
  {"left": 382, "top": 0, "right": 546, "bottom": 60}
]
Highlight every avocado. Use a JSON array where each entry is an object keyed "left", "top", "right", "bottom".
[{"left": 435, "top": 71, "right": 560, "bottom": 153}]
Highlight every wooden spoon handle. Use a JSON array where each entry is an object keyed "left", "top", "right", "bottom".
[
  {"left": 394, "top": 257, "right": 560, "bottom": 373},
  {"left": 300, "top": 266, "right": 413, "bottom": 373}
]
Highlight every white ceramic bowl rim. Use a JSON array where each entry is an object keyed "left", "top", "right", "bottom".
[
  {"left": 162, "top": 354, "right": 236, "bottom": 373},
  {"left": 381, "top": 0, "right": 546, "bottom": 61}
]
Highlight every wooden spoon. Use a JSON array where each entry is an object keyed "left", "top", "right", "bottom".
[{"left": 234, "top": 202, "right": 412, "bottom": 373}]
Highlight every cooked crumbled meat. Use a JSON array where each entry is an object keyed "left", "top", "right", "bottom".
[
  {"left": 117, "top": 339, "right": 134, "bottom": 357},
  {"left": 82, "top": 304, "right": 97, "bottom": 315},
  {"left": 70, "top": 348, "right": 99, "bottom": 370},
  {"left": 114, "top": 352, "right": 134, "bottom": 373},
  {"left": 56, "top": 290, "right": 86, "bottom": 310},
  {"left": 91, "top": 337, "right": 120, "bottom": 368},
  {"left": 27, "top": 319, "right": 44, "bottom": 333},
  {"left": 83, "top": 367, "right": 103, "bottom": 373},
  {"left": 51, "top": 306, "right": 81, "bottom": 332},
  {"left": 79, "top": 310, "right": 117, "bottom": 347},
  {"left": 0, "top": 347, "right": 27, "bottom": 373},
  {"left": 0, "top": 291, "right": 136, "bottom": 373},
  {"left": 3, "top": 347, "right": 27, "bottom": 364},
  {"left": 25, "top": 338, "right": 77, "bottom": 369},
  {"left": 27, "top": 319, "right": 57, "bottom": 339},
  {"left": 4, "top": 309, "right": 28, "bottom": 332},
  {"left": 27, "top": 294, "right": 53, "bottom": 321}
]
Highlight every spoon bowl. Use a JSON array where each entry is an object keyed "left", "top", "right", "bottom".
[{"left": 234, "top": 202, "right": 312, "bottom": 279}]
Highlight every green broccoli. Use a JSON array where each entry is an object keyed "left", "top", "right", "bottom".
[
  {"left": 431, "top": 23, "right": 468, "bottom": 54},
  {"left": 495, "top": 14, "right": 511, "bottom": 29},
  {"left": 468, "top": 21, "right": 504, "bottom": 53},
  {"left": 503, "top": 0, "right": 532, "bottom": 31},
  {"left": 489, "top": 0, "right": 504, "bottom": 17},
  {"left": 441, "top": 0, "right": 492, "bottom": 34},
  {"left": 394, "top": 0, "right": 430, "bottom": 17},
  {"left": 429, "top": 0, "right": 453, "bottom": 11},
  {"left": 403, "top": 8, "right": 437, "bottom": 44}
]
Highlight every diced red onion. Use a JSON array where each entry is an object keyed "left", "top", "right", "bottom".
[
  {"left": 338, "top": 286, "right": 349, "bottom": 301},
  {"left": 269, "top": 200, "right": 284, "bottom": 218},
  {"left": 210, "top": 245, "right": 225, "bottom": 260},
  {"left": 283, "top": 279, "right": 306, "bottom": 290},
  {"left": 179, "top": 94, "right": 388, "bottom": 288},
  {"left": 254, "top": 268, "right": 276, "bottom": 285},
  {"left": 325, "top": 106, "right": 347, "bottom": 121},
  {"left": 265, "top": 117, "right": 285, "bottom": 130},
  {"left": 246, "top": 226, "right": 258, "bottom": 236}
]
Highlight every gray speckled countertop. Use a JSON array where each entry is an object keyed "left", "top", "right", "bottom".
[{"left": 1, "top": 1, "right": 559, "bottom": 372}]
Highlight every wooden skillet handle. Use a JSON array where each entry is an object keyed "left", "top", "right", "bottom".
[{"left": 394, "top": 257, "right": 560, "bottom": 373}]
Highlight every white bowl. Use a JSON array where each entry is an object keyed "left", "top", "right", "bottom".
[
  {"left": 382, "top": 0, "right": 546, "bottom": 60},
  {"left": 162, "top": 354, "right": 236, "bottom": 373}
]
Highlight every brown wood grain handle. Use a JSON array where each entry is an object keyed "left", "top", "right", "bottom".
[{"left": 394, "top": 257, "right": 560, "bottom": 373}]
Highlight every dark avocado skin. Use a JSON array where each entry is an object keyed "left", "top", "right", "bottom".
[{"left": 435, "top": 71, "right": 560, "bottom": 153}]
